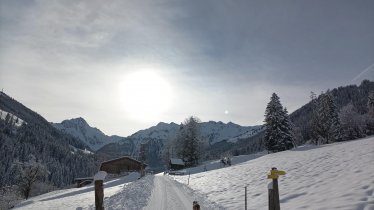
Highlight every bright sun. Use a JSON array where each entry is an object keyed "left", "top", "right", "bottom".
[{"left": 118, "top": 71, "right": 173, "bottom": 122}]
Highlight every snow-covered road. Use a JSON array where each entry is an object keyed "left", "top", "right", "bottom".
[
  {"left": 144, "top": 174, "right": 224, "bottom": 210},
  {"left": 145, "top": 174, "right": 193, "bottom": 210}
]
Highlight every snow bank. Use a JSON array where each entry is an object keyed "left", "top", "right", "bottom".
[
  {"left": 172, "top": 137, "right": 374, "bottom": 210},
  {"left": 98, "top": 175, "right": 154, "bottom": 210}
]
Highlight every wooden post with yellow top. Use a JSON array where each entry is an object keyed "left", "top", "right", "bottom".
[{"left": 267, "top": 167, "right": 286, "bottom": 210}]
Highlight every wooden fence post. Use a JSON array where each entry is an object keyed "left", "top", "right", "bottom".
[
  {"left": 193, "top": 201, "right": 200, "bottom": 210},
  {"left": 188, "top": 171, "right": 191, "bottom": 185},
  {"left": 95, "top": 180, "right": 104, "bottom": 210},
  {"left": 273, "top": 178, "right": 280, "bottom": 210},
  {"left": 267, "top": 167, "right": 286, "bottom": 210},
  {"left": 245, "top": 186, "right": 247, "bottom": 210},
  {"left": 94, "top": 171, "right": 107, "bottom": 210},
  {"left": 268, "top": 182, "right": 274, "bottom": 210}
]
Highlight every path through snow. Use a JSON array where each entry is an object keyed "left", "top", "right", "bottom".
[{"left": 144, "top": 174, "right": 224, "bottom": 210}]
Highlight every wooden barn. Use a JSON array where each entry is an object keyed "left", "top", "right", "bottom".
[
  {"left": 169, "top": 158, "right": 185, "bottom": 170},
  {"left": 100, "top": 156, "right": 147, "bottom": 175}
]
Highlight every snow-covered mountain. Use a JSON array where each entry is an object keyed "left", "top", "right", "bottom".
[
  {"left": 53, "top": 117, "right": 262, "bottom": 168},
  {"left": 52, "top": 118, "right": 124, "bottom": 151},
  {"left": 54, "top": 118, "right": 262, "bottom": 153},
  {"left": 96, "top": 121, "right": 262, "bottom": 170},
  {"left": 128, "top": 121, "right": 262, "bottom": 145},
  {"left": 201, "top": 121, "right": 262, "bottom": 144}
]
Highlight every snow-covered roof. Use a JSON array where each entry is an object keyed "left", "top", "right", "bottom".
[
  {"left": 101, "top": 156, "right": 146, "bottom": 166},
  {"left": 170, "top": 158, "right": 184, "bottom": 165}
]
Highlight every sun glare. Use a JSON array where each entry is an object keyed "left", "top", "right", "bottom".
[{"left": 118, "top": 71, "right": 173, "bottom": 122}]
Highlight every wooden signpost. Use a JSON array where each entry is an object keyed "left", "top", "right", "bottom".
[
  {"left": 267, "top": 167, "right": 286, "bottom": 210},
  {"left": 193, "top": 201, "right": 200, "bottom": 210},
  {"left": 245, "top": 186, "right": 248, "bottom": 210},
  {"left": 94, "top": 171, "right": 107, "bottom": 210}
]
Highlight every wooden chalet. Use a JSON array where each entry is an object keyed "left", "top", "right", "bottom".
[
  {"left": 100, "top": 156, "right": 147, "bottom": 175},
  {"left": 169, "top": 158, "right": 185, "bottom": 170}
]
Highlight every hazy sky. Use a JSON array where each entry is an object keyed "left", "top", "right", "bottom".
[{"left": 1, "top": 0, "right": 373, "bottom": 136}]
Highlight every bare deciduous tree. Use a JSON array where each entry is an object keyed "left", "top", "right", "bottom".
[{"left": 16, "top": 160, "right": 48, "bottom": 199}]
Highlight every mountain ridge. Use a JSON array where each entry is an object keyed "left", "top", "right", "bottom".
[
  {"left": 52, "top": 117, "right": 125, "bottom": 151},
  {"left": 53, "top": 117, "right": 262, "bottom": 152}
]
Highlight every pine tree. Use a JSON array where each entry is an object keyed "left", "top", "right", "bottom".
[
  {"left": 175, "top": 116, "right": 201, "bottom": 167},
  {"left": 365, "top": 92, "right": 374, "bottom": 135},
  {"left": 264, "top": 93, "right": 294, "bottom": 152},
  {"left": 310, "top": 92, "right": 320, "bottom": 145},
  {"left": 368, "top": 92, "right": 374, "bottom": 117},
  {"left": 280, "top": 108, "right": 295, "bottom": 150},
  {"left": 316, "top": 93, "right": 342, "bottom": 144}
]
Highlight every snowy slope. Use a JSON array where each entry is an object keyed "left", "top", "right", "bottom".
[
  {"left": 172, "top": 136, "right": 374, "bottom": 210},
  {"left": 14, "top": 173, "right": 141, "bottom": 210},
  {"left": 0, "top": 108, "right": 26, "bottom": 127},
  {"left": 53, "top": 118, "right": 124, "bottom": 151}
]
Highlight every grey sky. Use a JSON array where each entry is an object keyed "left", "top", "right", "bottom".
[{"left": 1, "top": 0, "right": 373, "bottom": 136}]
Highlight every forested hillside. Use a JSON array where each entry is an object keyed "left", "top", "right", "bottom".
[
  {"left": 290, "top": 80, "right": 374, "bottom": 143},
  {"left": 0, "top": 92, "right": 98, "bottom": 202},
  {"left": 207, "top": 80, "right": 374, "bottom": 157}
]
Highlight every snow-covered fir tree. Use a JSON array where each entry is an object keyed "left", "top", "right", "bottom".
[
  {"left": 279, "top": 108, "right": 295, "bottom": 150},
  {"left": 264, "top": 93, "right": 295, "bottom": 152},
  {"left": 316, "top": 93, "right": 342, "bottom": 144},
  {"left": 368, "top": 92, "right": 374, "bottom": 116},
  {"left": 309, "top": 91, "right": 320, "bottom": 145},
  {"left": 365, "top": 92, "right": 374, "bottom": 135},
  {"left": 174, "top": 116, "right": 201, "bottom": 167}
]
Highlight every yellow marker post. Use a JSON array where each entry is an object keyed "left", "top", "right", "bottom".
[
  {"left": 267, "top": 168, "right": 286, "bottom": 179},
  {"left": 267, "top": 167, "right": 286, "bottom": 210}
]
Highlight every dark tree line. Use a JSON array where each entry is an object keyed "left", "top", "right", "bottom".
[
  {"left": 260, "top": 80, "right": 374, "bottom": 153},
  {"left": 294, "top": 81, "right": 374, "bottom": 145}
]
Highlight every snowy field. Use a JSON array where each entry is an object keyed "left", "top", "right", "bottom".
[
  {"left": 172, "top": 136, "right": 374, "bottom": 210},
  {"left": 13, "top": 137, "right": 374, "bottom": 210},
  {"left": 14, "top": 173, "right": 140, "bottom": 210}
]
